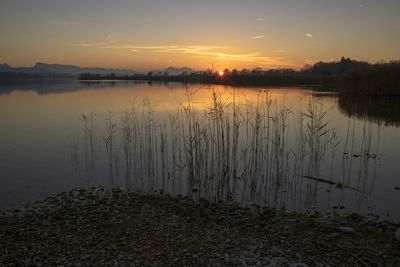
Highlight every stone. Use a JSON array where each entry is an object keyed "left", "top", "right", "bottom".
[
  {"left": 270, "top": 257, "right": 289, "bottom": 265},
  {"left": 395, "top": 227, "right": 400, "bottom": 242},
  {"left": 338, "top": 226, "right": 355, "bottom": 233}
]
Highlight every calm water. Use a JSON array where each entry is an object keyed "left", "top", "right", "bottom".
[{"left": 0, "top": 80, "right": 399, "bottom": 220}]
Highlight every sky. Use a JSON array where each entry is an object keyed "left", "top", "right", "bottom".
[{"left": 0, "top": 0, "right": 399, "bottom": 71}]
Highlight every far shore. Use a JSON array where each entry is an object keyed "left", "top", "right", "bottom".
[{"left": 79, "top": 74, "right": 339, "bottom": 88}]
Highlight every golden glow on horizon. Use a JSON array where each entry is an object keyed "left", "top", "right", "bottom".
[{"left": 219, "top": 70, "right": 224, "bottom": 76}]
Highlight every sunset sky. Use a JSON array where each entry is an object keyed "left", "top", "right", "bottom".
[{"left": 1, "top": 0, "right": 399, "bottom": 71}]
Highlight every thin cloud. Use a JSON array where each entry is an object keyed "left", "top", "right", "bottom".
[
  {"left": 98, "top": 45, "right": 229, "bottom": 50},
  {"left": 77, "top": 43, "right": 295, "bottom": 68},
  {"left": 250, "top": 35, "right": 265, "bottom": 40},
  {"left": 275, "top": 50, "right": 285, "bottom": 53},
  {"left": 76, "top": 35, "right": 122, "bottom": 47},
  {"left": 304, "top": 59, "right": 317, "bottom": 65},
  {"left": 78, "top": 43, "right": 104, "bottom": 47},
  {"left": 305, "top": 33, "right": 313, "bottom": 38},
  {"left": 255, "top": 18, "right": 265, "bottom": 22},
  {"left": 106, "top": 34, "right": 120, "bottom": 44}
]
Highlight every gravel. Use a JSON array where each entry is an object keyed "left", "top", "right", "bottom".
[{"left": 1, "top": 187, "right": 399, "bottom": 266}]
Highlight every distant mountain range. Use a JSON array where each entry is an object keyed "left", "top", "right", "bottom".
[
  {"left": 0, "top": 57, "right": 372, "bottom": 79},
  {"left": 0, "top": 62, "right": 138, "bottom": 76},
  {"left": 149, "top": 67, "right": 195, "bottom": 76},
  {"left": 0, "top": 63, "right": 198, "bottom": 78}
]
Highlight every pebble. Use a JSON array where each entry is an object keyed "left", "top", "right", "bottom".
[
  {"left": 270, "top": 257, "right": 289, "bottom": 265},
  {"left": 395, "top": 227, "right": 400, "bottom": 242},
  {"left": 241, "top": 257, "right": 259, "bottom": 265},
  {"left": 338, "top": 226, "right": 355, "bottom": 233}
]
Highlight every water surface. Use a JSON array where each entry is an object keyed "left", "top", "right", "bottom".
[{"left": 0, "top": 80, "right": 399, "bottom": 220}]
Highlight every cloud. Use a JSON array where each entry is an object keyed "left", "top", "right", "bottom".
[
  {"left": 98, "top": 45, "right": 229, "bottom": 51},
  {"left": 77, "top": 43, "right": 295, "bottom": 68},
  {"left": 275, "top": 50, "right": 285, "bottom": 53},
  {"left": 250, "top": 35, "right": 265, "bottom": 40},
  {"left": 106, "top": 34, "right": 120, "bottom": 44},
  {"left": 255, "top": 18, "right": 265, "bottom": 22},
  {"left": 76, "top": 35, "right": 122, "bottom": 47},
  {"left": 78, "top": 43, "right": 104, "bottom": 47},
  {"left": 305, "top": 33, "right": 313, "bottom": 38},
  {"left": 304, "top": 59, "right": 317, "bottom": 65}
]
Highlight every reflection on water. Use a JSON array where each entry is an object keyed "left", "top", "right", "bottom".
[
  {"left": 338, "top": 94, "right": 400, "bottom": 127},
  {"left": 0, "top": 79, "right": 191, "bottom": 95},
  {"left": 0, "top": 81, "right": 399, "bottom": 220}
]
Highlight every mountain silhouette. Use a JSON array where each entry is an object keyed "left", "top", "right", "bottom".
[
  {"left": 149, "top": 66, "right": 195, "bottom": 76},
  {"left": 0, "top": 62, "right": 137, "bottom": 76}
]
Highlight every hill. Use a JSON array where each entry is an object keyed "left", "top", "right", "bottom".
[
  {"left": 148, "top": 67, "right": 195, "bottom": 77},
  {"left": 0, "top": 62, "right": 137, "bottom": 77}
]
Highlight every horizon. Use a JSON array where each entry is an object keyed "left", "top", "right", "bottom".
[
  {"left": 0, "top": 56, "right": 388, "bottom": 74},
  {"left": 1, "top": 0, "right": 400, "bottom": 72}
]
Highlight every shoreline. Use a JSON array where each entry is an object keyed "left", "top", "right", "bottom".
[
  {"left": 78, "top": 74, "right": 338, "bottom": 89},
  {"left": 1, "top": 187, "right": 399, "bottom": 266}
]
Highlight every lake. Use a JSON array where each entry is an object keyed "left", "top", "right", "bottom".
[{"left": 0, "top": 80, "right": 399, "bottom": 220}]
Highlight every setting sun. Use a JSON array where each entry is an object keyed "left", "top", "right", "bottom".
[{"left": 218, "top": 71, "right": 224, "bottom": 76}]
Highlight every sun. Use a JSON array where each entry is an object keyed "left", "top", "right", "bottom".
[{"left": 218, "top": 70, "right": 224, "bottom": 76}]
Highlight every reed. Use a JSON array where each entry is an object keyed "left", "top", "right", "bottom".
[
  {"left": 70, "top": 141, "right": 79, "bottom": 171},
  {"left": 77, "top": 88, "right": 382, "bottom": 212},
  {"left": 103, "top": 111, "right": 118, "bottom": 187},
  {"left": 340, "top": 62, "right": 400, "bottom": 96},
  {"left": 121, "top": 109, "right": 133, "bottom": 189},
  {"left": 82, "top": 113, "right": 95, "bottom": 170}
]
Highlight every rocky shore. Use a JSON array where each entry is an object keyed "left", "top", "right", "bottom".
[{"left": 1, "top": 187, "right": 399, "bottom": 266}]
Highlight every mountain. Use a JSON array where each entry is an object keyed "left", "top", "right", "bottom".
[
  {"left": 163, "top": 66, "right": 195, "bottom": 76},
  {"left": 0, "top": 63, "right": 13, "bottom": 72},
  {"left": 32, "top": 63, "right": 137, "bottom": 75},
  {"left": 0, "top": 62, "right": 137, "bottom": 76},
  {"left": 149, "top": 66, "right": 195, "bottom": 76}
]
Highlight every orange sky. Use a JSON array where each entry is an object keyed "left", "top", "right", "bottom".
[{"left": 1, "top": 0, "right": 400, "bottom": 71}]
